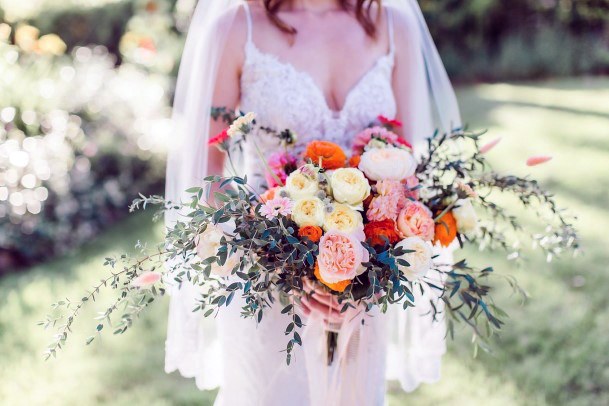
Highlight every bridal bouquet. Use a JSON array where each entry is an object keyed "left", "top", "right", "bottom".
[{"left": 41, "top": 111, "right": 579, "bottom": 364}]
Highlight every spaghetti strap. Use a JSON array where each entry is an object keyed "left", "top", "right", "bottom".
[
  {"left": 386, "top": 7, "right": 395, "bottom": 56},
  {"left": 242, "top": 1, "right": 253, "bottom": 45}
]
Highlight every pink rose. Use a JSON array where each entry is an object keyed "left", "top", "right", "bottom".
[
  {"left": 352, "top": 126, "right": 399, "bottom": 155},
  {"left": 132, "top": 271, "right": 161, "bottom": 288},
  {"left": 396, "top": 201, "right": 435, "bottom": 241},
  {"left": 317, "top": 231, "right": 369, "bottom": 284},
  {"left": 265, "top": 152, "right": 298, "bottom": 188}
]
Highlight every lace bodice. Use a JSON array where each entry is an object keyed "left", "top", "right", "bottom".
[{"left": 239, "top": 4, "right": 397, "bottom": 158}]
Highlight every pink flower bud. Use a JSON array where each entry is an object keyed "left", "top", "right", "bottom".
[
  {"left": 479, "top": 137, "right": 502, "bottom": 154},
  {"left": 132, "top": 271, "right": 162, "bottom": 288},
  {"left": 526, "top": 155, "right": 553, "bottom": 166}
]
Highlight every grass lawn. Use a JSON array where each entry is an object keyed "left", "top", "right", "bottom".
[{"left": 1, "top": 77, "right": 608, "bottom": 405}]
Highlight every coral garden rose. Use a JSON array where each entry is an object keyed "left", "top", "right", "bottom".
[
  {"left": 298, "top": 225, "right": 323, "bottom": 243},
  {"left": 304, "top": 140, "right": 347, "bottom": 169},
  {"left": 323, "top": 203, "right": 364, "bottom": 234},
  {"left": 396, "top": 200, "right": 435, "bottom": 241},
  {"left": 358, "top": 147, "right": 416, "bottom": 181},
  {"left": 452, "top": 199, "right": 478, "bottom": 234},
  {"left": 434, "top": 211, "right": 458, "bottom": 247},
  {"left": 314, "top": 262, "right": 351, "bottom": 292},
  {"left": 395, "top": 236, "right": 433, "bottom": 281},
  {"left": 317, "top": 231, "right": 369, "bottom": 284},
  {"left": 292, "top": 197, "right": 326, "bottom": 227},
  {"left": 330, "top": 168, "right": 371, "bottom": 207},
  {"left": 285, "top": 169, "right": 319, "bottom": 200},
  {"left": 364, "top": 219, "right": 400, "bottom": 247}
]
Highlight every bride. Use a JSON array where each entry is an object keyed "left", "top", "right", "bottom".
[{"left": 164, "top": 0, "right": 461, "bottom": 404}]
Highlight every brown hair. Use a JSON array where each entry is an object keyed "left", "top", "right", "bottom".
[{"left": 261, "top": 0, "right": 381, "bottom": 37}]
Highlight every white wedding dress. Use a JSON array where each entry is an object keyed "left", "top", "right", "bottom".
[{"left": 165, "top": 1, "right": 459, "bottom": 405}]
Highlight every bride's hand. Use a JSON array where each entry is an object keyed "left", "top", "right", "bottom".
[{"left": 300, "top": 278, "right": 345, "bottom": 324}]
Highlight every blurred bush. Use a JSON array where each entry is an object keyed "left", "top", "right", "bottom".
[
  {"left": 0, "top": 25, "right": 171, "bottom": 270},
  {"left": 420, "top": 0, "right": 609, "bottom": 81}
]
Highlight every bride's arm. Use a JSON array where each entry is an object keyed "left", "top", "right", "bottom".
[
  {"left": 207, "top": 8, "right": 248, "bottom": 180},
  {"left": 391, "top": 7, "right": 432, "bottom": 145}
]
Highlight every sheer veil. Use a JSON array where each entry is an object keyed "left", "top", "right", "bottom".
[{"left": 164, "top": 0, "right": 462, "bottom": 392}]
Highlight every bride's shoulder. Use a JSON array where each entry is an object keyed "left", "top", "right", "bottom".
[
  {"left": 209, "top": 3, "right": 252, "bottom": 53},
  {"left": 384, "top": 4, "right": 421, "bottom": 43}
]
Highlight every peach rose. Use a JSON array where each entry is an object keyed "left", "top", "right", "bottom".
[
  {"left": 396, "top": 201, "right": 435, "bottom": 241},
  {"left": 358, "top": 147, "right": 416, "bottom": 181},
  {"left": 317, "top": 231, "right": 369, "bottom": 284}
]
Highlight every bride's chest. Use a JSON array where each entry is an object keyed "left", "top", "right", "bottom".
[{"left": 239, "top": 44, "right": 397, "bottom": 151}]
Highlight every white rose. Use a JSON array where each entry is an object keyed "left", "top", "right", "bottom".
[
  {"left": 330, "top": 168, "right": 371, "bottom": 208},
  {"left": 195, "top": 223, "right": 238, "bottom": 277},
  {"left": 452, "top": 199, "right": 478, "bottom": 234},
  {"left": 358, "top": 147, "right": 417, "bottom": 181},
  {"left": 285, "top": 171, "right": 319, "bottom": 199},
  {"left": 323, "top": 203, "right": 364, "bottom": 234},
  {"left": 395, "top": 236, "right": 433, "bottom": 281},
  {"left": 292, "top": 197, "right": 325, "bottom": 227}
]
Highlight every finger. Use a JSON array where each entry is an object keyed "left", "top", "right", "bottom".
[
  {"left": 305, "top": 296, "right": 342, "bottom": 318},
  {"left": 299, "top": 301, "right": 311, "bottom": 316},
  {"left": 311, "top": 292, "right": 339, "bottom": 309}
]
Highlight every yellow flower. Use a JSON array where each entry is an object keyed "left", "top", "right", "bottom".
[
  {"left": 285, "top": 170, "right": 319, "bottom": 200},
  {"left": 330, "top": 168, "right": 370, "bottom": 207},
  {"left": 324, "top": 203, "right": 363, "bottom": 234},
  {"left": 292, "top": 197, "right": 325, "bottom": 227}
]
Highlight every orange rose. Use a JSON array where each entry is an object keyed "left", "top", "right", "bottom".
[
  {"left": 298, "top": 225, "right": 323, "bottom": 243},
  {"left": 349, "top": 155, "right": 361, "bottom": 168},
  {"left": 304, "top": 141, "right": 347, "bottom": 170},
  {"left": 314, "top": 262, "right": 351, "bottom": 293},
  {"left": 364, "top": 219, "right": 400, "bottom": 247},
  {"left": 434, "top": 211, "right": 457, "bottom": 247}
]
